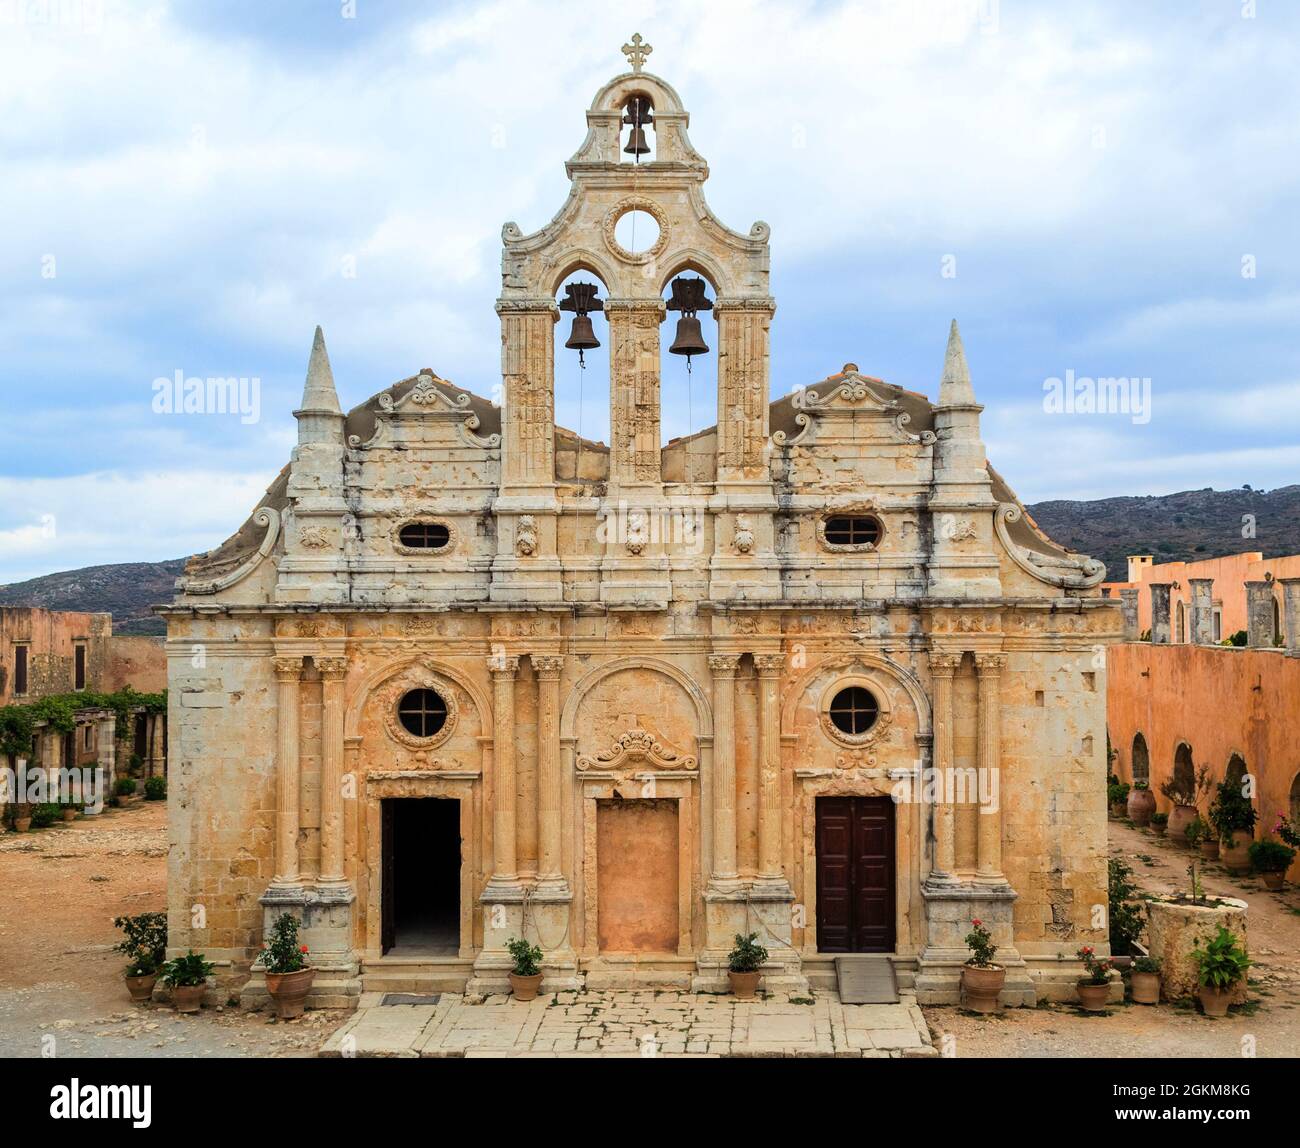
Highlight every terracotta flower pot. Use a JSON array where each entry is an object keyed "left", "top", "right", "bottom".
[
  {"left": 961, "top": 964, "right": 1006, "bottom": 1013},
  {"left": 728, "top": 970, "right": 762, "bottom": 1000},
  {"left": 61, "top": 808, "right": 78, "bottom": 823},
  {"left": 1198, "top": 984, "right": 1235, "bottom": 1018},
  {"left": 509, "top": 972, "right": 544, "bottom": 1001},
  {"left": 1109, "top": 802, "right": 1126, "bottom": 820},
  {"left": 1076, "top": 981, "right": 1111, "bottom": 1011},
  {"left": 13, "top": 817, "right": 32, "bottom": 833},
  {"left": 125, "top": 972, "right": 159, "bottom": 1003},
  {"left": 1130, "top": 971, "right": 1160, "bottom": 1005},
  {"left": 1127, "top": 788, "right": 1156, "bottom": 826},
  {"left": 170, "top": 984, "right": 205, "bottom": 1014},
  {"left": 1261, "top": 871, "right": 1286, "bottom": 891},
  {"left": 1168, "top": 805, "right": 1197, "bottom": 845},
  {"left": 1152, "top": 822, "right": 1167, "bottom": 837},
  {"left": 265, "top": 967, "right": 315, "bottom": 1019},
  {"left": 1220, "top": 831, "right": 1252, "bottom": 875},
  {"left": 1200, "top": 839, "right": 1220, "bottom": 861}
]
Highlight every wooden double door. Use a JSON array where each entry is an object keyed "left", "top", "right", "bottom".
[{"left": 815, "top": 796, "right": 896, "bottom": 953}]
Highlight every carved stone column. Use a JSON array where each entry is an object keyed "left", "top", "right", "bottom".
[
  {"left": 928, "top": 653, "right": 960, "bottom": 882},
  {"left": 1119, "top": 588, "right": 1139, "bottom": 641},
  {"left": 1189, "top": 578, "right": 1215, "bottom": 645},
  {"left": 532, "top": 655, "right": 568, "bottom": 895},
  {"left": 707, "top": 654, "right": 741, "bottom": 890},
  {"left": 496, "top": 298, "right": 558, "bottom": 493},
  {"left": 1149, "top": 584, "right": 1172, "bottom": 645},
  {"left": 975, "top": 654, "right": 1007, "bottom": 885},
  {"left": 1282, "top": 578, "right": 1300, "bottom": 656},
  {"left": 271, "top": 656, "right": 302, "bottom": 886},
  {"left": 714, "top": 298, "right": 775, "bottom": 485},
  {"left": 604, "top": 299, "right": 665, "bottom": 490},
  {"left": 316, "top": 656, "right": 348, "bottom": 887},
  {"left": 753, "top": 652, "right": 786, "bottom": 886},
  {"left": 484, "top": 654, "right": 521, "bottom": 896},
  {"left": 1245, "top": 580, "right": 1276, "bottom": 648}
]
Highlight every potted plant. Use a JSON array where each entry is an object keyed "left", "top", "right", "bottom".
[
  {"left": 1127, "top": 780, "right": 1156, "bottom": 826},
  {"left": 726, "top": 932, "right": 768, "bottom": 999},
  {"left": 159, "top": 950, "right": 214, "bottom": 1014},
  {"left": 1209, "top": 782, "right": 1258, "bottom": 874},
  {"left": 113, "top": 911, "right": 168, "bottom": 1003},
  {"left": 960, "top": 918, "right": 1004, "bottom": 1013},
  {"left": 1184, "top": 815, "right": 1207, "bottom": 853},
  {"left": 1150, "top": 811, "right": 1168, "bottom": 837},
  {"left": 60, "top": 802, "right": 80, "bottom": 823},
  {"left": 1108, "top": 859, "right": 1145, "bottom": 964},
  {"left": 1130, "top": 955, "right": 1161, "bottom": 1005},
  {"left": 1107, "top": 781, "right": 1131, "bottom": 819},
  {"left": 11, "top": 802, "right": 33, "bottom": 833},
  {"left": 262, "top": 912, "right": 315, "bottom": 1019},
  {"left": 1161, "top": 765, "right": 1210, "bottom": 844},
  {"left": 1075, "top": 946, "right": 1113, "bottom": 1011},
  {"left": 114, "top": 777, "right": 137, "bottom": 802},
  {"left": 1248, "top": 839, "right": 1296, "bottom": 890},
  {"left": 144, "top": 776, "right": 167, "bottom": 801},
  {"left": 1190, "top": 925, "right": 1250, "bottom": 1017},
  {"left": 505, "top": 937, "right": 544, "bottom": 1001}
]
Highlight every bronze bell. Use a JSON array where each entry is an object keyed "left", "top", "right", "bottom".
[
  {"left": 565, "top": 314, "right": 599, "bottom": 353},
  {"left": 669, "top": 315, "right": 708, "bottom": 358},
  {"left": 623, "top": 95, "right": 653, "bottom": 157}
]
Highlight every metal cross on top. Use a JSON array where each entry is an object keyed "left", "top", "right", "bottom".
[{"left": 621, "top": 33, "right": 652, "bottom": 73}]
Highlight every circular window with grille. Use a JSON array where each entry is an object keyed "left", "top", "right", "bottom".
[
  {"left": 827, "top": 686, "right": 879, "bottom": 736},
  {"left": 397, "top": 688, "right": 448, "bottom": 739}
]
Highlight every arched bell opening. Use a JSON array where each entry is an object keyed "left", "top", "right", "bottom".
[
  {"left": 554, "top": 268, "right": 612, "bottom": 462},
  {"left": 659, "top": 269, "right": 718, "bottom": 445},
  {"left": 619, "top": 92, "right": 656, "bottom": 163}
]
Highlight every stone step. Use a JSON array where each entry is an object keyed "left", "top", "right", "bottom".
[{"left": 360, "top": 956, "right": 473, "bottom": 995}]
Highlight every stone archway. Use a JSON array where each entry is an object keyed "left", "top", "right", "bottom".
[{"left": 1132, "top": 733, "right": 1150, "bottom": 784}]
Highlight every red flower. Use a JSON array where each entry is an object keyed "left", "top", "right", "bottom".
[
  {"left": 971, "top": 919, "right": 982, "bottom": 928},
  {"left": 300, "top": 944, "right": 309, "bottom": 953},
  {"left": 1081, "top": 946, "right": 1093, "bottom": 954}
]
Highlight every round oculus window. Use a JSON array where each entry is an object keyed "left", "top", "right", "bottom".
[
  {"left": 397, "top": 688, "right": 448, "bottom": 739},
  {"left": 827, "top": 686, "right": 879, "bottom": 736}
]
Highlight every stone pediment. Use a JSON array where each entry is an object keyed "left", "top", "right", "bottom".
[
  {"left": 576, "top": 728, "right": 697, "bottom": 772},
  {"left": 350, "top": 372, "right": 500, "bottom": 451},
  {"left": 796, "top": 373, "right": 898, "bottom": 414}
]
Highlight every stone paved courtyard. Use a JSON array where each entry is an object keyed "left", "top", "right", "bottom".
[{"left": 320, "top": 989, "right": 937, "bottom": 1058}]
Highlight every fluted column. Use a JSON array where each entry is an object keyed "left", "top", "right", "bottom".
[
  {"left": 485, "top": 654, "right": 521, "bottom": 893},
  {"left": 271, "top": 656, "right": 303, "bottom": 886},
  {"left": 753, "top": 653, "right": 785, "bottom": 884},
  {"left": 929, "top": 653, "right": 959, "bottom": 882},
  {"left": 707, "top": 654, "right": 741, "bottom": 890},
  {"left": 317, "top": 656, "right": 348, "bottom": 886},
  {"left": 533, "top": 654, "right": 568, "bottom": 894},
  {"left": 974, "top": 654, "right": 1006, "bottom": 884}
]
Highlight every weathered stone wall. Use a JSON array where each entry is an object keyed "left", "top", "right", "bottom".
[{"left": 0, "top": 606, "right": 112, "bottom": 704}]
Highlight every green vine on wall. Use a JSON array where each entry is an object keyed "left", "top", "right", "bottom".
[{"left": 0, "top": 687, "right": 166, "bottom": 759}]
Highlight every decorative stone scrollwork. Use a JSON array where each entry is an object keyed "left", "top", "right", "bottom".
[
  {"left": 378, "top": 664, "right": 459, "bottom": 750},
  {"left": 996, "top": 503, "right": 1106, "bottom": 589},
  {"left": 601, "top": 195, "right": 671, "bottom": 265},
  {"left": 297, "top": 525, "right": 330, "bottom": 550},
  {"left": 316, "top": 657, "right": 348, "bottom": 680},
  {"left": 894, "top": 411, "right": 938, "bottom": 445},
  {"left": 733, "top": 514, "right": 755, "bottom": 555},
  {"left": 183, "top": 507, "right": 280, "bottom": 595},
  {"left": 532, "top": 654, "right": 565, "bottom": 679},
  {"left": 272, "top": 657, "right": 303, "bottom": 681},
  {"left": 515, "top": 515, "right": 538, "bottom": 557},
  {"left": 576, "top": 729, "right": 697, "bottom": 772},
  {"left": 625, "top": 509, "right": 649, "bottom": 555},
  {"left": 818, "top": 674, "right": 894, "bottom": 749}
]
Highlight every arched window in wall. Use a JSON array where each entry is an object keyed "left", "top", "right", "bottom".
[
  {"left": 1226, "top": 753, "right": 1247, "bottom": 791},
  {"left": 1290, "top": 772, "right": 1300, "bottom": 826},
  {"left": 1131, "top": 733, "right": 1150, "bottom": 784},
  {"left": 1173, "top": 742, "right": 1195, "bottom": 796},
  {"left": 659, "top": 271, "right": 718, "bottom": 446},
  {"left": 554, "top": 270, "right": 612, "bottom": 465}
]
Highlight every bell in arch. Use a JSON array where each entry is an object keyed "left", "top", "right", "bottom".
[
  {"left": 622, "top": 95, "right": 653, "bottom": 158},
  {"left": 666, "top": 276, "right": 713, "bottom": 366},
  {"left": 559, "top": 281, "right": 604, "bottom": 365}
]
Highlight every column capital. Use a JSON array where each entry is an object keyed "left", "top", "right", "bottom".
[
  {"left": 714, "top": 295, "right": 777, "bottom": 314},
  {"left": 604, "top": 297, "right": 667, "bottom": 317},
  {"left": 532, "top": 654, "right": 565, "bottom": 679},
  {"left": 273, "top": 656, "right": 304, "bottom": 681},
  {"left": 707, "top": 653, "right": 741, "bottom": 676},
  {"left": 316, "top": 656, "right": 348, "bottom": 680},
  {"left": 974, "top": 653, "right": 1007, "bottom": 676},
  {"left": 752, "top": 652, "right": 785, "bottom": 676},
  {"left": 495, "top": 296, "right": 560, "bottom": 317},
  {"left": 929, "top": 652, "right": 961, "bottom": 676},
  {"left": 487, "top": 654, "right": 521, "bottom": 679}
]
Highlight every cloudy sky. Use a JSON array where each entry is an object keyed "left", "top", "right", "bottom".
[{"left": 2, "top": 0, "right": 1298, "bottom": 583}]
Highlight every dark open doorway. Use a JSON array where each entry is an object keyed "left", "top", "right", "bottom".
[{"left": 381, "top": 798, "right": 461, "bottom": 955}]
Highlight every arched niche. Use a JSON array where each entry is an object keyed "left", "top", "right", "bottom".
[{"left": 1131, "top": 732, "right": 1150, "bottom": 784}]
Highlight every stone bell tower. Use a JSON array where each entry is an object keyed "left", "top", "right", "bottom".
[{"left": 489, "top": 34, "right": 779, "bottom": 606}]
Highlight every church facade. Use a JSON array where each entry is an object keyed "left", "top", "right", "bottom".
[{"left": 160, "top": 41, "right": 1120, "bottom": 1008}]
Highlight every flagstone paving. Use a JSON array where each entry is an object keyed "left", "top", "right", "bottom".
[{"left": 319, "top": 988, "right": 937, "bottom": 1058}]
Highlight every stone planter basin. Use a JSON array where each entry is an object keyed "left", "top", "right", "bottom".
[{"left": 1146, "top": 895, "right": 1248, "bottom": 1004}]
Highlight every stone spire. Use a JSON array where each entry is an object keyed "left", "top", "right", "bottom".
[
  {"left": 938, "top": 319, "right": 976, "bottom": 407},
  {"left": 297, "top": 326, "right": 341, "bottom": 416}
]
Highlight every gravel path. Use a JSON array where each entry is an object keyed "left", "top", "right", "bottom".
[{"left": 923, "top": 818, "right": 1300, "bottom": 1057}]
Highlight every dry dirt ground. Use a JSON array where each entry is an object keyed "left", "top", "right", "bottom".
[
  {"left": 0, "top": 800, "right": 335, "bottom": 1058},
  {"left": 925, "top": 818, "right": 1300, "bottom": 1057},
  {"left": 3, "top": 802, "right": 1297, "bottom": 1058}
]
